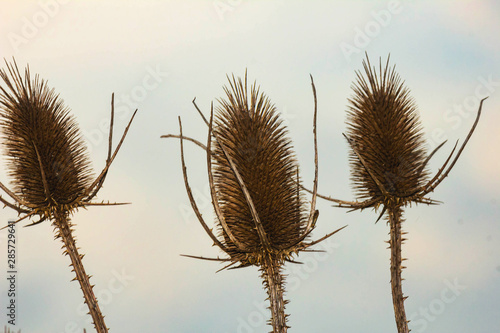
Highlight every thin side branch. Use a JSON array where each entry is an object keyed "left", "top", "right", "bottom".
[
  {"left": 107, "top": 93, "right": 114, "bottom": 163},
  {"left": 180, "top": 254, "right": 231, "bottom": 262},
  {"left": 0, "top": 181, "right": 28, "bottom": 207},
  {"left": 32, "top": 141, "right": 51, "bottom": 202},
  {"left": 302, "top": 225, "right": 347, "bottom": 249},
  {"left": 303, "top": 74, "right": 319, "bottom": 238},
  {"left": 206, "top": 107, "right": 250, "bottom": 252},
  {"left": 286, "top": 75, "right": 321, "bottom": 249},
  {"left": 416, "top": 140, "right": 447, "bottom": 180},
  {"left": 178, "top": 116, "right": 228, "bottom": 252},
  {"left": 192, "top": 98, "right": 210, "bottom": 125},
  {"left": 422, "top": 97, "right": 487, "bottom": 195},
  {"left": 160, "top": 134, "right": 208, "bottom": 151},
  {"left": 195, "top": 95, "right": 270, "bottom": 249},
  {"left": 85, "top": 107, "right": 138, "bottom": 201},
  {"left": 218, "top": 140, "right": 271, "bottom": 249},
  {"left": 82, "top": 202, "right": 131, "bottom": 206},
  {"left": 416, "top": 140, "right": 458, "bottom": 197},
  {"left": 0, "top": 195, "right": 28, "bottom": 213},
  {"left": 0, "top": 211, "right": 39, "bottom": 230},
  {"left": 301, "top": 185, "right": 377, "bottom": 210},
  {"left": 343, "top": 133, "right": 389, "bottom": 197}
]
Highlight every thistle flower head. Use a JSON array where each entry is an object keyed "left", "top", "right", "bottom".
[
  {"left": 211, "top": 75, "right": 307, "bottom": 264},
  {"left": 0, "top": 60, "right": 93, "bottom": 216},
  {"left": 346, "top": 55, "right": 429, "bottom": 207}
]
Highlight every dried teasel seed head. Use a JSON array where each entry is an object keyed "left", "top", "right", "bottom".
[
  {"left": 212, "top": 75, "right": 307, "bottom": 259},
  {"left": 346, "top": 55, "right": 429, "bottom": 203},
  {"left": 0, "top": 60, "right": 93, "bottom": 210}
]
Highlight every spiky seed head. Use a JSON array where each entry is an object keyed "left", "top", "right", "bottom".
[
  {"left": 0, "top": 60, "right": 93, "bottom": 212},
  {"left": 346, "top": 56, "right": 429, "bottom": 204},
  {"left": 212, "top": 74, "right": 307, "bottom": 262}
]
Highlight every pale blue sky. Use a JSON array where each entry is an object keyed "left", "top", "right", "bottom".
[{"left": 0, "top": 1, "right": 499, "bottom": 332}]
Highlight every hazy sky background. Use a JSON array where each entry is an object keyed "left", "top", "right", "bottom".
[{"left": 0, "top": 1, "right": 499, "bottom": 332}]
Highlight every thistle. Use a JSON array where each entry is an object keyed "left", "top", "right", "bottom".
[
  {"left": 313, "top": 55, "right": 486, "bottom": 333},
  {"left": 0, "top": 60, "right": 136, "bottom": 333},
  {"left": 163, "top": 74, "right": 344, "bottom": 332}
]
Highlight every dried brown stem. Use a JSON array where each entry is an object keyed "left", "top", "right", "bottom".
[
  {"left": 261, "top": 253, "right": 288, "bottom": 333},
  {"left": 53, "top": 210, "right": 107, "bottom": 333},
  {"left": 388, "top": 206, "right": 408, "bottom": 333}
]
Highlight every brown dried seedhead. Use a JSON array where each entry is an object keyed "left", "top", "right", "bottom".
[
  {"left": 0, "top": 61, "right": 93, "bottom": 217},
  {"left": 211, "top": 77, "right": 309, "bottom": 264},
  {"left": 346, "top": 56, "right": 430, "bottom": 208},
  {"left": 0, "top": 59, "right": 136, "bottom": 225},
  {"left": 322, "top": 55, "right": 487, "bottom": 218},
  {"left": 177, "top": 74, "right": 343, "bottom": 269}
]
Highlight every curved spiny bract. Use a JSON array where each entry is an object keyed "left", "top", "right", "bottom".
[{"left": 0, "top": 60, "right": 135, "bottom": 333}]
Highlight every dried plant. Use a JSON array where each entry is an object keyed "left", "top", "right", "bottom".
[
  {"left": 0, "top": 60, "right": 137, "bottom": 333},
  {"left": 163, "top": 74, "right": 344, "bottom": 332},
  {"left": 311, "top": 55, "right": 486, "bottom": 333}
]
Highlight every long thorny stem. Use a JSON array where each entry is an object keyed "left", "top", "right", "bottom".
[
  {"left": 261, "top": 253, "right": 288, "bottom": 333},
  {"left": 388, "top": 206, "right": 409, "bottom": 333},
  {"left": 53, "top": 210, "right": 107, "bottom": 333}
]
